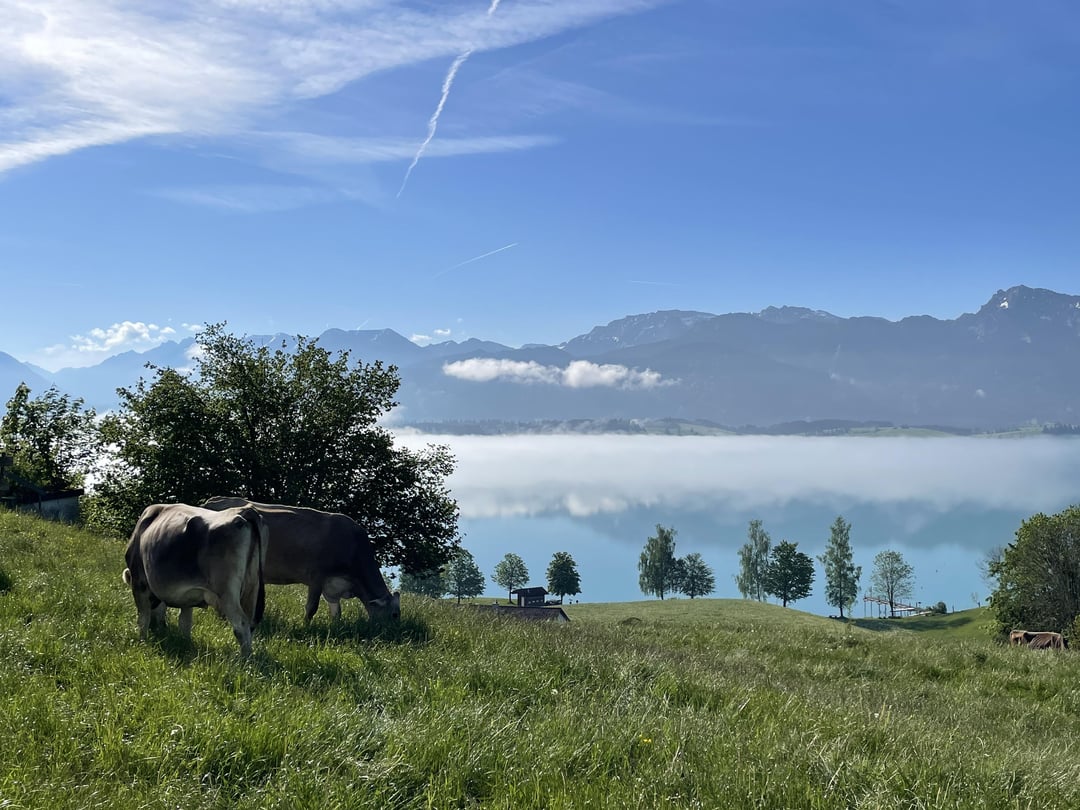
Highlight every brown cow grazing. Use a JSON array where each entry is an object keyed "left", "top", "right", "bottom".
[
  {"left": 122, "top": 503, "right": 267, "bottom": 656},
  {"left": 202, "top": 497, "right": 400, "bottom": 624},
  {"left": 1010, "top": 630, "right": 1068, "bottom": 650}
]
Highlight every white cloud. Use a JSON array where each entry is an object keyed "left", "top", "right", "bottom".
[
  {"left": 412, "top": 328, "right": 453, "bottom": 346},
  {"left": 176, "top": 340, "right": 206, "bottom": 374},
  {"left": 70, "top": 321, "right": 176, "bottom": 354},
  {"left": 30, "top": 320, "right": 194, "bottom": 370},
  {"left": 443, "top": 358, "right": 559, "bottom": 385},
  {"left": 0, "top": 0, "right": 665, "bottom": 176},
  {"left": 252, "top": 132, "right": 559, "bottom": 167},
  {"left": 395, "top": 434, "right": 1080, "bottom": 521},
  {"left": 150, "top": 184, "right": 345, "bottom": 213},
  {"left": 442, "top": 358, "right": 672, "bottom": 389},
  {"left": 563, "top": 359, "right": 668, "bottom": 389}
]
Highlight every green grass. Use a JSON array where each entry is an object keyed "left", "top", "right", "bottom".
[
  {"left": 851, "top": 608, "right": 996, "bottom": 641},
  {"left": 3, "top": 510, "right": 1080, "bottom": 808}
]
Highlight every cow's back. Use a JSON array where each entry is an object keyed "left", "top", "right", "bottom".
[
  {"left": 203, "top": 497, "right": 373, "bottom": 585},
  {"left": 202, "top": 497, "right": 397, "bottom": 621},
  {"left": 261, "top": 506, "right": 363, "bottom": 584}
]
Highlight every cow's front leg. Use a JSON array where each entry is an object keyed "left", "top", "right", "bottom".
[{"left": 304, "top": 584, "right": 323, "bottom": 624}]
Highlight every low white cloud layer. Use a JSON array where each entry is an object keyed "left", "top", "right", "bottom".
[
  {"left": 442, "top": 358, "right": 671, "bottom": 389},
  {"left": 395, "top": 434, "right": 1080, "bottom": 521}
]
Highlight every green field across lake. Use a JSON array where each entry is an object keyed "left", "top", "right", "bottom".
[{"left": 1, "top": 509, "right": 1078, "bottom": 808}]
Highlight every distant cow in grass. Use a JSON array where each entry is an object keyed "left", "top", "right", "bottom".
[
  {"left": 122, "top": 503, "right": 267, "bottom": 656},
  {"left": 202, "top": 497, "right": 400, "bottom": 624},
  {"left": 1010, "top": 630, "right": 1068, "bottom": 650}
]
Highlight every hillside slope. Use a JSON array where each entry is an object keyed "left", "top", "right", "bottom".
[{"left": 1, "top": 510, "right": 1077, "bottom": 808}]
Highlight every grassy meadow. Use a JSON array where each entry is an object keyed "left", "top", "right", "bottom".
[{"left": 2, "top": 509, "right": 1079, "bottom": 809}]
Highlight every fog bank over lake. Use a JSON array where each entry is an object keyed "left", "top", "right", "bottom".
[{"left": 395, "top": 434, "right": 1080, "bottom": 615}]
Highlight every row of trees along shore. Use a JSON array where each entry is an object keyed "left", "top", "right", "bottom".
[
  {"left": 399, "top": 550, "right": 582, "bottom": 605},
  {"left": 638, "top": 518, "right": 920, "bottom": 618},
  {"left": 4, "top": 328, "right": 1080, "bottom": 636}
]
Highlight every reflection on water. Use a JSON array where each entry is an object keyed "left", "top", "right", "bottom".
[{"left": 396, "top": 434, "right": 1080, "bottom": 616}]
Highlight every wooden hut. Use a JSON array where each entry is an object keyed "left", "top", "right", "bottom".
[{"left": 511, "top": 586, "right": 549, "bottom": 607}]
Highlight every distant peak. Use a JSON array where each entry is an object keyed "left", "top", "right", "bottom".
[
  {"left": 560, "top": 310, "right": 716, "bottom": 357},
  {"left": 756, "top": 306, "right": 839, "bottom": 324},
  {"left": 981, "top": 285, "right": 1079, "bottom": 314}
]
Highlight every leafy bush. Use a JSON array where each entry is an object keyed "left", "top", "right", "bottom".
[{"left": 88, "top": 325, "right": 460, "bottom": 572}]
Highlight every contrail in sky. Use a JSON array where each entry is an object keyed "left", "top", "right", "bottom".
[
  {"left": 397, "top": 0, "right": 504, "bottom": 198},
  {"left": 435, "top": 241, "right": 518, "bottom": 277}
]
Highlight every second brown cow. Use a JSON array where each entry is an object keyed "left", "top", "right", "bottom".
[
  {"left": 1010, "top": 630, "right": 1068, "bottom": 650},
  {"left": 203, "top": 497, "right": 400, "bottom": 624}
]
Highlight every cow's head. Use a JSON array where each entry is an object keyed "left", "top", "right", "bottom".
[{"left": 367, "top": 591, "right": 401, "bottom": 622}]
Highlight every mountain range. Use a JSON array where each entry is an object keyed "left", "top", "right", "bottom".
[{"left": 3, "top": 285, "right": 1078, "bottom": 431}]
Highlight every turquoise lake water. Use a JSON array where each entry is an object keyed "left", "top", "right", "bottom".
[{"left": 396, "top": 433, "right": 1080, "bottom": 616}]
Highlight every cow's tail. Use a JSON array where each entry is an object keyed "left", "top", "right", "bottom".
[{"left": 241, "top": 507, "right": 266, "bottom": 625}]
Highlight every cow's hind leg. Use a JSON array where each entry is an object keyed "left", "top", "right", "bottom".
[
  {"left": 304, "top": 584, "right": 323, "bottom": 624},
  {"left": 231, "top": 621, "right": 253, "bottom": 657},
  {"left": 150, "top": 599, "right": 167, "bottom": 630},
  {"left": 208, "top": 591, "right": 254, "bottom": 656},
  {"left": 129, "top": 584, "right": 159, "bottom": 639},
  {"left": 134, "top": 592, "right": 155, "bottom": 639},
  {"left": 222, "top": 601, "right": 254, "bottom": 657},
  {"left": 327, "top": 599, "right": 342, "bottom": 621},
  {"left": 178, "top": 606, "right": 194, "bottom": 638}
]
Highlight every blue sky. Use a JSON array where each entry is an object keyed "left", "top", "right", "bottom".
[{"left": 2, "top": 0, "right": 1078, "bottom": 371}]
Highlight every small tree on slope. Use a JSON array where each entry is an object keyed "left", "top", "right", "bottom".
[
  {"left": 819, "top": 515, "right": 861, "bottom": 619},
  {"left": 492, "top": 553, "right": 529, "bottom": 602},
  {"left": 764, "top": 540, "right": 815, "bottom": 608}
]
